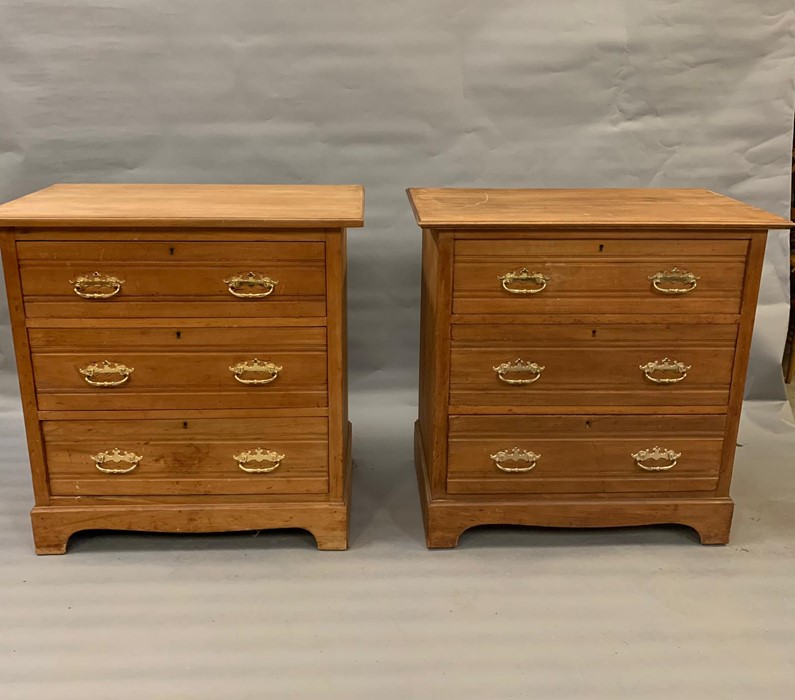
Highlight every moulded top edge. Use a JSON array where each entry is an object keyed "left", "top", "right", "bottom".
[
  {"left": 0, "top": 184, "right": 366, "bottom": 228},
  {"left": 406, "top": 188, "right": 792, "bottom": 230}
]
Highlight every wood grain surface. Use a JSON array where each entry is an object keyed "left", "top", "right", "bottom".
[
  {"left": 43, "top": 417, "right": 328, "bottom": 496},
  {"left": 411, "top": 189, "right": 778, "bottom": 547},
  {"left": 30, "top": 325, "right": 328, "bottom": 411},
  {"left": 415, "top": 422, "right": 734, "bottom": 548},
  {"left": 447, "top": 414, "right": 725, "bottom": 495},
  {"left": 407, "top": 188, "right": 792, "bottom": 229},
  {"left": 450, "top": 323, "right": 737, "bottom": 408},
  {"left": 31, "top": 421, "right": 353, "bottom": 553},
  {"left": 20, "top": 258, "right": 326, "bottom": 319},
  {"left": 453, "top": 255, "right": 747, "bottom": 316},
  {"left": 0, "top": 184, "right": 365, "bottom": 228},
  {"left": 0, "top": 185, "right": 356, "bottom": 552}
]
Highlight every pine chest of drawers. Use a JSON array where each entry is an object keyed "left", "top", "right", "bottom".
[
  {"left": 408, "top": 188, "right": 791, "bottom": 548},
  {"left": 0, "top": 184, "right": 363, "bottom": 553}
]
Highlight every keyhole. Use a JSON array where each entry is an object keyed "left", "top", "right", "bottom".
[
  {"left": 585, "top": 420, "right": 591, "bottom": 428},
  {"left": 182, "top": 421, "right": 188, "bottom": 429},
  {"left": 169, "top": 247, "right": 175, "bottom": 256},
  {"left": 598, "top": 244, "right": 604, "bottom": 252},
  {"left": 175, "top": 331, "right": 181, "bottom": 339},
  {"left": 591, "top": 329, "right": 597, "bottom": 337}
]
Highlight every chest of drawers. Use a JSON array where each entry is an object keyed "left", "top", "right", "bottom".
[
  {"left": 0, "top": 184, "right": 363, "bottom": 553},
  {"left": 408, "top": 188, "right": 791, "bottom": 548}
]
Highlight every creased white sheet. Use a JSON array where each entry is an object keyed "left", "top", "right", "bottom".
[{"left": 1, "top": 0, "right": 791, "bottom": 403}]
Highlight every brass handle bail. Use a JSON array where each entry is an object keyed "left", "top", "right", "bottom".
[
  {"left": 228, "top": 359, "right": 283, "bottom": 385},
  {"left": 640, "top": 358, "right": 691, "bottom": 384},
  {"left": 631, "top": 446, "right": 681, "bottom": 472},
  {"left": 79, "top": 360, "right": 135, "bottom": 387},
  {"left": 70, "top": 272, "right": 125, "bottom": 299},
  {"left": 234, "top": 448, "right": 285, "bottom": 473},
  {"left": 224, "top": 272, "right": 278, "bottom": 298},
  {"left": 493, "top": 359, "right": 545, "bottom": 385},
  {"left": 498, "top": 268, "right": 549, "bottom": 295},
  {"left": 490, "top": 447, "right": 540, "bottom": 473},
  {"left": 648, "top": 267, "right": 700, "bottom": 295},
  {"left": 91, "top": 448, "right": 142, "bottom": 474}
]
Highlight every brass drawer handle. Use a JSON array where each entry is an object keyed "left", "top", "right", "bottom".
[
  {"left": 229, "top": 358, "right": 283, "bottom": 385},
  {"left": 648, "top": 267, "right": 700, "bottom": 295},
  {"left": 493, "top": 359, "right": 545, "bottom": 385},
  {"left": 91, "top": 448, "right": 142, "bottom": 474},
  {"left": 234, "top": 448, "right": 285, "bottom": 473},
  {"left": 640, "top": 357, "right": 691, "bottom": 384},
  {"left": 490, "top": 447, "right": 540, "bottom": 473},
  {"left": 498, "top": 268, "right": 549, "bottom": 295},
  {"left": 79, "top": 360, "right": 135, "bottom": 387},
  {"left": 70, "top": 272, "right": 125, "bottom": 299},
  {"left": 224, "top": 272, "right": 278, "bottom": 298},
  {"left": 631, "top": 446, "right": 680, "bottom": 472}
]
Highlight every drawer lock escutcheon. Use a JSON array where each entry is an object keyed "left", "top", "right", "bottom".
[
  {"left": 490, "top": 447, "right": 541, "bottom": 473},
  {"left": 229, "top": 358, "right": 283, "bottom": 385},
  {"left": 224, "top": 272, "right": 278, "bottom": 298},
  {"left": 648, "top": 267, "right": 700, "bottom": 295},
  {"left": 234, "top": 448, "right": 285, "bottom": 473},
  {"left": 639, "top": 357, "right": 691, "bottom": 384},
  {"left": 498, "top": 268, "right": 549, "bottom": 295},
  {"left": 70, "top": 272, "right": 125, "bottom": 299},
  {"left": 91, "top": 448, "right": 142, "bottom": 474},
  {"left": 493, "top": 359, "right": 545, "bottom": 385},
  {"left": 631, "top": 446, "right": 681, "bottom": 472},
  {"left": 79, "top": 360, "right": 135, "bottom": 387}
]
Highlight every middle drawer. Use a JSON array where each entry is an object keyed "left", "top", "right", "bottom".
[
  {"left": 29, "top": 326, "right": 327, "bottom": 411},
  {"left": 450, "top": 324, "right": 737, "bottom": 408}
]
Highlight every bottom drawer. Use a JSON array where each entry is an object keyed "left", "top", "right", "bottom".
[
  {"left": 448, "top": 414, "right": 726, "bottom": 495},
  {"left": 43, "top": 417, "right": 328, "bottom": 496}
]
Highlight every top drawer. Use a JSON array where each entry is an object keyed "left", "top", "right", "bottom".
[
  {"left": 453, "top": 238, "right": 748, "bottom": 316},
  {"left": 17, "top": 241, "right": 326, "bottom": 318}
]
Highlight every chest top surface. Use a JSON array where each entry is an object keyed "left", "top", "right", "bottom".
[
  {"left": 0, "top": 184, "right": 365, "bottom": 229},
  {"left": 407, "top": 188, "right": 792, "bottom": 230}
]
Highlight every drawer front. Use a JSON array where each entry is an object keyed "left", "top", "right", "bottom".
[
  {"left": 17, "top": 241, "right": 326, "bottom": 318},
  {"left": 448, "top": 414, "right": 726, "bottom": 495},
  {"left": 453, "top": 239, "right": 748, "bottom": 316},
  {"left": 29, "top": 326, "right": 327, "bottom": 411},
  {"left": 43, "top": 417, "right": 328, "bottom": 496},
  {"left": 450, "top": 324, "right": 737, "bottom": 408}
]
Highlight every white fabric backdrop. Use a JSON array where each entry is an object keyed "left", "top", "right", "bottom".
[
  {"left": 1, "top": 5, "right": 795, "bottom": 698},
  {"left": 0, "top": 0, "right": 793, "bottom": 402}
]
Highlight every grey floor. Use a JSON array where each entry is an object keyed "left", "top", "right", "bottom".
[{"left": 1, "top": 385, "right": 794, "bottom": 699}]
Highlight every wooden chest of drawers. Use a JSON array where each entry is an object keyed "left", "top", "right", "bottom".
[
  {"left": 0, "top": 184, "right": 363, "bottom": 553},
  {"left": 408, "top": 188, "right": 791, "bottom": 548}
]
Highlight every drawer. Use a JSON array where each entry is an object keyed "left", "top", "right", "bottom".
[
  {"left": 453, "top": 238, "right": 748, "bottom": 316},
  {"left": 42, "top": 417, "right": 328, "bottom": 496},
  {"left": 450, "top": 324, "right": 737, "bottom": 408},
  {"left": 448, "top": 414, "right": 726, "bottom": 495},
  {"left": 29, "top": 326, "right": 327, "bottom": 411},
  {"left": 17, "top": 241, "right": 326, "bottom": 318}
]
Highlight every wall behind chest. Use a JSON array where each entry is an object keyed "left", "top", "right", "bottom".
[{"left": 0, "top": 1, "right": 792, "bottom": 401}]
